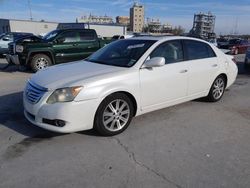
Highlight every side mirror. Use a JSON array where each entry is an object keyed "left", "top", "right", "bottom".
[
  {"left": 54, "top": 37, "right": 65, "bottom": 44},
  {"left": 143, "top": 57, "right": 165, "bottom": 68}
]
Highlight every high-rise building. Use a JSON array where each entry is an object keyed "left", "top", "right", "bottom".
[
  {"left": 130, "top": 2, "right": 144, "bottom": 33},
  {"left": 190, "top": 12, "right": 216, "bottom": 39}
]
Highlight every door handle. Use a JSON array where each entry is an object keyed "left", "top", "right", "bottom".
[
  {"left": 180, "top": 69, "right": 188, "bottom": 73},
  {"left": 212, "top": 64, "right": 218, "bottom": 67}
]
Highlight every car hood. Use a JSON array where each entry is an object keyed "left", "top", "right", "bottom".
[{"left": 30, "top": 61, "right": 126, "bottom": 89}]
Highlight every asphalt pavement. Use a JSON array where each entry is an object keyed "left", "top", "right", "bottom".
[{"left": 0, "top": 55, "right": 250, "bottom": 188}]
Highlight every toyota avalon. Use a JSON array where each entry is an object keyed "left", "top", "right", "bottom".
[{"left": 23, "top": 36, "right": 238, "bottom": 136}]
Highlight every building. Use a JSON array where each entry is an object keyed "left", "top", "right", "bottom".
[
  {"left": 0, "top": 18, "right": 58, "bottom": 35},
  {"left": 146, "top": 18, "right": 161, "bottom": 33},
  {"left": 190, "top": 12, "right": 216, "bottom": 39},
  {"left": 0, "top": 18, "right": 126, "bottom": 38},
  {"left": 130, "top": 2, "right": 144, "bottom": 33},
  {"left": 85, "top": 23, "right": 127, "bottom": 38},
  {"left": 77, "top": 14, "right": 113, "bottom": 24},
  {"left": 116, "top": 16, "right": 130, "bottom": 26}
]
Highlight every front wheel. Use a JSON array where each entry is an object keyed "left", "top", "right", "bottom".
[
  {"left": 94, "top": 93, "right": 134, "bottom": 136},
  {"left": 30, "top": 54, "right": 52, "bottom": 72},
  {"left": 206, "top": 76, "right": 226, "bottom": 102}
]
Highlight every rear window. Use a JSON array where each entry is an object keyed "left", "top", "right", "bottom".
[
  {"left": 184, "top": 40, "right": 216, "bottom": 60},
  {"left": 79, "top": 30, "right": 96, "bottom": 41}
]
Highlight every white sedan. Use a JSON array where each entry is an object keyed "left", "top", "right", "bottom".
[{"left": 23, "top": 36, "right": 238, "bottom": 136}]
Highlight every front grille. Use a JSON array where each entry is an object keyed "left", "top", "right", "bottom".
[
  {"left": 8, "top": 43, "right": 15, "bottom": 55},
  {"left": 25, "top": 81, "right": 48, "bottom": 104}
]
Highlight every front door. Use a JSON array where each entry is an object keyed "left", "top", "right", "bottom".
[{"left": 139, "top": 40, "right": 188, "bottom": 111}]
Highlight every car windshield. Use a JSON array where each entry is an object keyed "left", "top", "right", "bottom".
[
  {"left": 87, "top": 39, "right": 156, "bottom": 67},
  {"left": 42, "top": 30, "right": 59, "bottom": 41}
]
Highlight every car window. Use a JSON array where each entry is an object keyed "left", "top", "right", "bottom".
[
  {"left": 79, "top": 30, "right": 95, "bottom": 41},
  {"left": 184, "top": 40, "right": 216, "bottom": 60},
  {"left": 150, "top": 40, "right": 184, "bottom": 64},
  {"left": 59, "top": 31, "right": 79, "bottom": 43},
  {"left": 87, "top": 39, "right": 156, "bottom": 67}
]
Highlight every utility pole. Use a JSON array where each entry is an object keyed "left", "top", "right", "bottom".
[{"left": 28, "top": 0, "right": 33, "bottom": 20}]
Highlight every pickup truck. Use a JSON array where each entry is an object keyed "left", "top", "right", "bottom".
[{"left": 6, "top": 29, "right": 111, "bottom": 72}]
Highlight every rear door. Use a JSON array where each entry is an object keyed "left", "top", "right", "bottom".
[
  {"left": 78, "top": 30, "right": 100, "bottom": 59},
  {"left": 183, "top": 40, "right": 219, "bottom": 96},
  {"left": 53, "top": 30, "right": 82, "bottom": 63}
]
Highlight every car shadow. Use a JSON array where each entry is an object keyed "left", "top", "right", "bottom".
[
  {"left": 0, "top": 63, "right": 32, "bottom": 73},
  {"left": 0, "top": 92, "right": 63, "bottom": 138},
  {"left": 0, "top": 91, "right": 102, "bottom": 138}
]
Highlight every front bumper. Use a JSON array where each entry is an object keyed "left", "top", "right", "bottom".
[
  {"left": 6, "top": 54, "right": 20, "bottom": 65},
  {"left": 23, "top": 93, "right": 100, "bottom": 133}
]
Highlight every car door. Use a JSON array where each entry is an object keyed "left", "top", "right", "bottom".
[
  {"left": 139, "top": 40, "right": 188, "bottom": 111},
  {"left": 183, "top": 40, "right": 219, "bottom": 96},
  {"left": 53, "top": 31, "right": 82, "bottom": 63},
  {"left": 78, "top": 30, "right": 100, "bottom": 59}
]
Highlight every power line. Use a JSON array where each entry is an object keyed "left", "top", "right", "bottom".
[{"left": 28, "top": 0, "right": 33, "bottom": 20}]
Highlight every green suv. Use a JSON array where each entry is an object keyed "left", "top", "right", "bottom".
[{"left": 7, "top": 29, "right": 110, "bottom": 72}]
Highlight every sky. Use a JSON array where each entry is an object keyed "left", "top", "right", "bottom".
[{"left": 0, "top": 0, "right": 250, "bottom": 34}]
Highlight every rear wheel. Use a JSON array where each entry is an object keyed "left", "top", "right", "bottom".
[
  {"left": 30, "top": 54, "right": 52, "bottom": 72},
  {"left": 94, "top": 93, "right": 134, "bottom": 136},
  {"left": 206, "top": 76, "right": 226, "bottom": 102}
]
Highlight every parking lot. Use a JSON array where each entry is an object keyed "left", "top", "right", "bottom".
[{"left": 0, "top": 56, "right": 249, "bottom": 188}]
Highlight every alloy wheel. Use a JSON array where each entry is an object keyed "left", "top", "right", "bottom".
[
  {"left": 103, "top": 99, "right": 130, "bottom": 132},
  {"left": 35, "top": 57, "right": 49, "bottom": 70},
  {"left": 212, "top": 78, "right": 225, "bottom": 100}
]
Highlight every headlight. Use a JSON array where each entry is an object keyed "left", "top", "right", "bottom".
[
  {"left": 16, "top": 45, "right": 24, "bottom": 53},
  {"left": 47, "top": 86, "right": 83, "bottom": 104}
]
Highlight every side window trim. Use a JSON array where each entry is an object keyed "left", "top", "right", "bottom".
[{"left": 183, "top": 39, "right": 217, "bottom": 61}]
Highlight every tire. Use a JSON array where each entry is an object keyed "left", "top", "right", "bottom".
[
  {"left": 94, "top": 93, "right": 134, "bottom": 136},
  {"left": 30, "top": 54, "right": 52, "bottom": 72},
  {"left": 206, "top": 76, "right": 226, "bottom": 102}
]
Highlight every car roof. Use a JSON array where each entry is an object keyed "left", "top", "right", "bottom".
[{"left": 128, "top": 36, "right": 209, "bottom": 43}]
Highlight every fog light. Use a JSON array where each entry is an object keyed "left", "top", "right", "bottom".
[{"left": 55, "top": 120, "right": 66, "bottom": 127}]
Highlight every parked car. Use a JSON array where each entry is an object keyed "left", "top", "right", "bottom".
[
  {"left": 217, "top": 38, "right": 229, "bottom": 48},
  {"left": 0, "top": 32, "right": 33, "bottom": 56},
  {"left": 245, "top": 47, "right": 250, "bottom": 67},
  {"left": 23, "top": 36, "right": 238, "bottom": 136},
  {"left": 219, "top": 38, "right": 249, "bottom": 54},
  {"left": 229, "top": 40, "right": 250, "bottom": 55},
  {"left": 6, "top": 29, "right": 111, "bottom": 72}
]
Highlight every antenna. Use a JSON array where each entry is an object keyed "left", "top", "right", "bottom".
[{"left": 28, "top": 0, "right": 33, "bottom": 20}]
